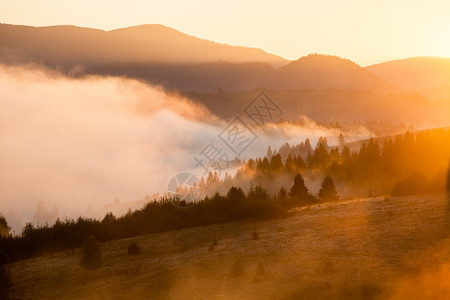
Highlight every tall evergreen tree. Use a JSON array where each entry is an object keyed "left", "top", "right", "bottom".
[
  {"left": 270, "top": 154, "right": 283, "bottom": 173},
  {"left": 289, "top": 173, "right": 309, "bottom": 201},
  {"left": 284, "top": 154, "right": 295, "bottom": 174},
  {"left": 338, "top": 133, "right": 345, "bottom": 148},
  {"left": 266, "top": 146, "right": 273, "bottom": 158},
  {"left": 318, "top": 176, "right": 339, "bottom": 202},
  {"left": 0, "top": 214, "right": 10, "bottom": 238},
  {"left": 294, "top": 155, "right": 306, "bottom": 170},
  {"left": 304, "top": 138, "right": 312, "bottom": 154}
]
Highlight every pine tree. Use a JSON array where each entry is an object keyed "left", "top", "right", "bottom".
[
  {"left": 294, "top": 155, "right": 306, "bottom": 170},
  {"left": 304, "top": 138, "right": 312, "bottom": 154},
  {"left": 341, "top": 146, "right": 351, "bottom": 164},
  {"left": 199, "top": 177, "right": 206, "bottom": 188},
  {"left": 278, "top": 186, "right": 288, "bottom": 201},
  {"left": 0, "top": 214, "right": 10, "bottom": 238},
  {"left": 289, "top": 173, "right": 309, "bottom": 201},
  {"left": 206, "top": 172, "right": 214, "bottom": 185},
  {"left": 266, "top": 146, "right": 273, "bottom": 158},
  {"left": 284, "top": 154, "right": 295, "bottom": 173},
  {"left": 318, "top": 176, "right": 339, "bottom": 202},
  {"left": 338, "top": 133, "right": 345, "bottom": 148},
  {"left": 270, "top": 154, "right": 283, "bottom": 173},
  {"left": 306, "top": 150, "right": 313, "bottom": 168},
  {"left": 247, "top": 159, "right": 255, "bottom": 170}
]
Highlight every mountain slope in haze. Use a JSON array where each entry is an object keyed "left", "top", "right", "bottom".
[
  {"left": 367, "top": 57, "right": 450, "bottom": 100},
  {"left": 0, "top": 24, "right": 287, "bottom": 68},
  {"left": 276, "top": 54, "right": 396, "bottom": 93},
  {"left": 1, "top": 24, "right": 396, "bottom": 93},
  {"left": 185, "top": 90, "right": 450, "bottom": 126},
  {"left": 87, "top": 61, "right": 276, "bottom": 92},
  {"left": 87, "top": 55, "right": 397, "bottom": 93}
]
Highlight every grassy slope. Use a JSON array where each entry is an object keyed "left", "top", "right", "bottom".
[{"left": 7, "top": 194, "right": 450, "bottom": 299}]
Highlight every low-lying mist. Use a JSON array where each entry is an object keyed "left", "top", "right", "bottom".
[{"left": 0, "top": 64, "right": 373, "bottom": 233}]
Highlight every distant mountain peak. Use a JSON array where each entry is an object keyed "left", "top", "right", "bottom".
[{"left": 0, "top": 23, "right": 288, "bottom": 68}]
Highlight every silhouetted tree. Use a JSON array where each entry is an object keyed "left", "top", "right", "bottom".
[
  {"left": 248, "top": 185, "right": 270, "bottom": 202},
  {"left": 278, "top": 187, "right": 288, "bottom": 200},
  {"left": 284, "top": 154, "right": 295, "bottom": 173},
  {"left": 318, "top": 176, "right": 339, "bottom": 202},
  {"left": 266, "top": 146, "right": 273, "bottom": 158},
  {"left": 304, "top": 138, "right": 313, "bottom": 154},
  {"left": 246, "top": 159, "right": 256, "bottom": 171},
  {"left": 338, "top": 133, "right": 345, "bottom": 148},
  {"left": 227, "top": 186, "right": 246, "bottom": 203},
  {"left": 269, "top": 154, "right": 283, "bottom": 173},
  {"left": 294, "top": 155, "right": 306, "bottom": 170},
  {"left": 290, "top": 173, "right": 309, "bottom": 202},
  {"left": 0, "top": 214, "right": 10, "bottom": 237}
]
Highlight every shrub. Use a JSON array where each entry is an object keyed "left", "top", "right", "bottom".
[
  {"left": 127, "top": 241, "right": 141, "bottom": 256},
  {"left": 80, "top": 235, "right": 102, "bottom": 270}
]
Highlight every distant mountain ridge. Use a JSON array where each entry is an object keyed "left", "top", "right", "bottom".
[
  {"left": 0, "top": 24, "right": 287, "bottom": 68},
  {"left": 366, "top": 57, "right": 450, "bottom": 100},
  {"left": 1, "top": 23, "right": 449, "bottom": 97},
  {"left": 87, "top": 54, "right": 396, "bottom": 93}
]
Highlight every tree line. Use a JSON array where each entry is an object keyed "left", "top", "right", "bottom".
[
  {"left": 0, "top": 174, "right": 337, "bottom": 263},
  {"left": 1, "top": 128, "right": 448, "bottom": 264},
  {"left": 199, "top": 128, "right": 450, "bottom": 197}
]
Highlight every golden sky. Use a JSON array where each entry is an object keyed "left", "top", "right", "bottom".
[{"left": 1, "top": 0, "right": 450, "bottom": 65}]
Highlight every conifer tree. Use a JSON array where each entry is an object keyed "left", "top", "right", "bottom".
[
  {"left": 318, "top": 176, "right": 339, "bottom": 202},
  {"left": 289, "top": 173, "right": 309, "bottom": 201}
]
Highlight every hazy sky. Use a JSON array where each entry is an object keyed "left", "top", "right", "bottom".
[{"left": 1, "top": 0, "right": 450, "bottom": 65}]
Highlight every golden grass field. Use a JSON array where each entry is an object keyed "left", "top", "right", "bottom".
[{"left": 7, "top": 193, "right": 450, "bottom": 300}]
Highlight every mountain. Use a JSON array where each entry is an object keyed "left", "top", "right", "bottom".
[
  {"left": 86, "top": 61, "right": 276, "bottom": 92},
  {"left": 0, "top": 24, "right": 287, "bottom": 68},
  {"left": 276, "top": 54, "right": 396, "bottom": 93},
  {"left": 366, "top": 57, "right": 450, "bottom": 100},
  {"left": 184, "top": 90, "right": 450, "bottom": 126},
  {"left": 87, "top": 55, "right": 397, "bottom": 93}
]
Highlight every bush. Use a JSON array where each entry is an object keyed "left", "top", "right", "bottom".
[
  {"left": 80, "top": 235, "right": 102, "bottom": 270},
  {"left": 127, "top": 241, "right": 141, "bottom": 256}
]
